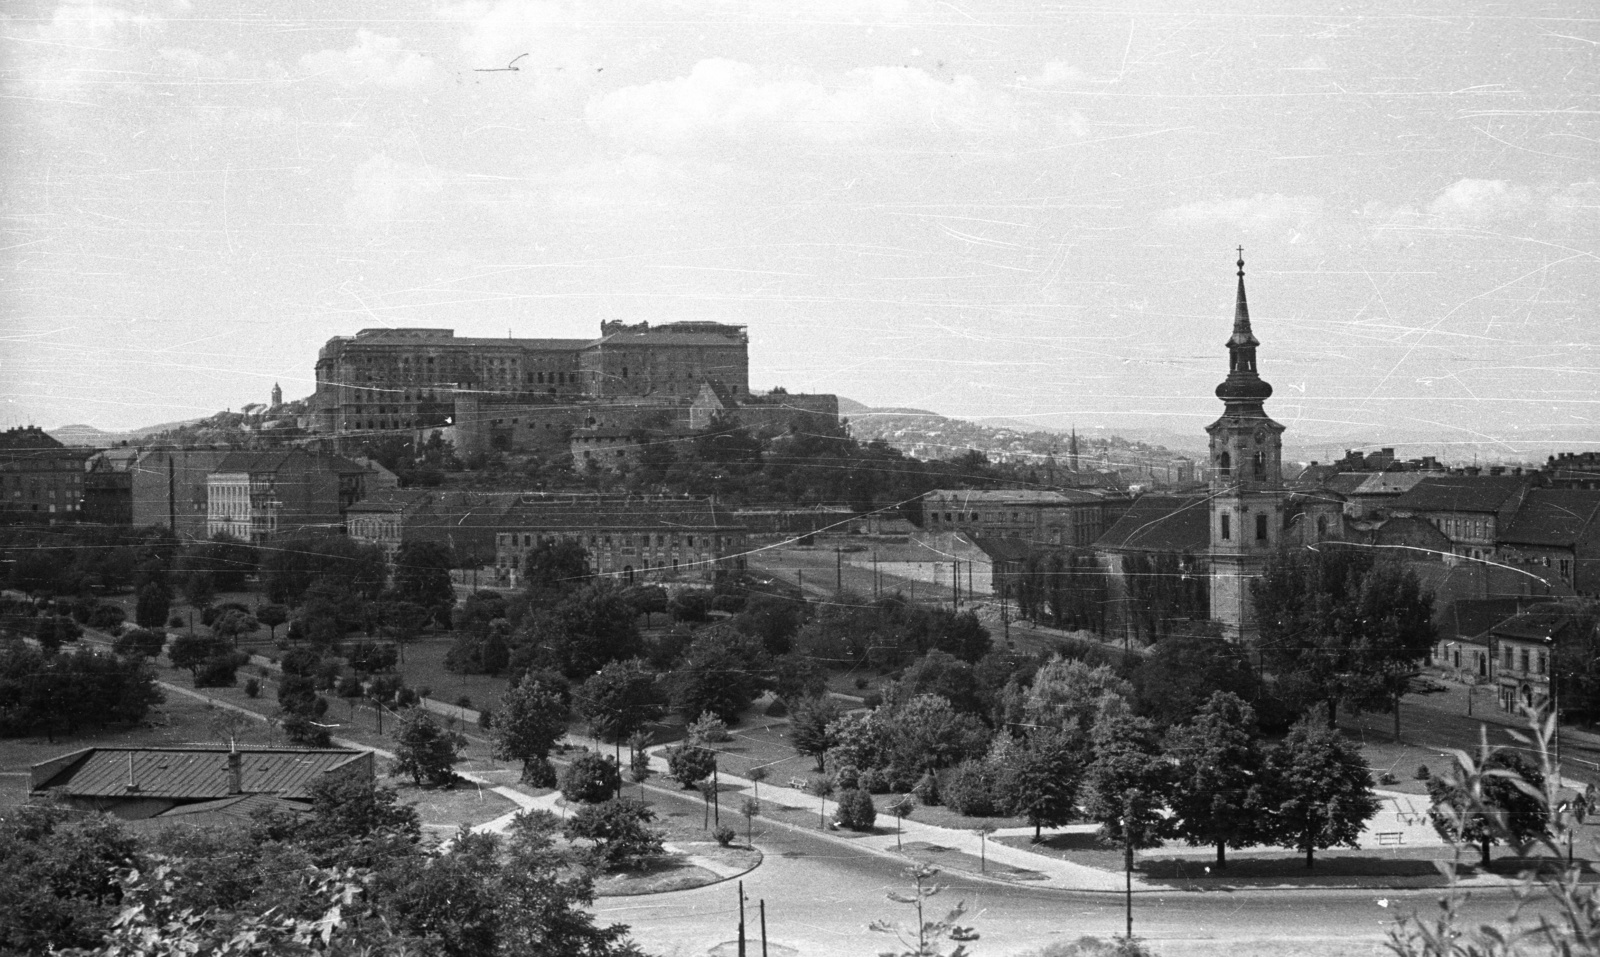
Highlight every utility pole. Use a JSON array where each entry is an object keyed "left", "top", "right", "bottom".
[
  {"left": 737, "top": 881, "right": 746, "bottom": 957},
  {"left": 836, "top": 547, "right": 842, "bottom": 592},
  {"left": 797, "top": 569, "right": 803, "bottom": 596},
  {"left": 1123, "top": 792, "right": 1135, "bottom": 940},
  {"left": 952, "top": 559, "right": 959, "bottom": 608},
  {"left": 760, "top": 899, "right": 768, "bottom": 957}
]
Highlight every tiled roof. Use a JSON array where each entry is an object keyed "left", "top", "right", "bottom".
[
  {"left": 1489, "top": 603, "right": 1582, "bottom": 643},
  {"left": 213, "top": 449, "right": 366, "bottom": 476},
  {"left": 1389, "top": 475, "right": 1534, "bottom": 514},
  {"left": 1437, "top": 598, "right": 1528, "bottom": 642},
  {"left": 32, "top": 748, "right": 368, "bottom": 800},
  {"left": 346, "top": 489, "right": 434, "bottom": 513},
  {"left": 1094, "top": 493, "right": 1210, "bottom": 553},
  {"left": 1500, "top": 489, "right": 1600, "bottom": 547}
]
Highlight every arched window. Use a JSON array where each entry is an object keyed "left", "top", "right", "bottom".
[
  {"left": 1218, "top": 451, "right": 1231, "bottom": 477},
  {"left": 1253, "top": 451, "right": 1266, "bottom": 477},
  {"left": 1316, "top": 515, "right": 1328, "bottom": 538}
]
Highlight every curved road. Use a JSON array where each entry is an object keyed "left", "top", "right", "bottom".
[{"left": 599, "top": 789, "right": 1538, "bottom": 957}]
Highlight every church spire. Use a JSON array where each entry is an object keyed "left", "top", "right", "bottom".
[{"left": 1215, "top": 247, "right": 1272, "bottom": 413}]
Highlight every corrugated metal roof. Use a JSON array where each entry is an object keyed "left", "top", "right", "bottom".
[{"left": 32, "top": 748, "right": 367, "bottom": 800}]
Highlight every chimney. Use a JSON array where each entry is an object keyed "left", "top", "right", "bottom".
[
  {"left": 226, "top": 750, "right": 243, "bottom": 796},
  {"left": 126, "top": 753, "right": 139, "bottom": 792}
]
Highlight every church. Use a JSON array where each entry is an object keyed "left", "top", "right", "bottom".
[{"left": 1205, "top": 250, "right": 1288, "bottom": 641}]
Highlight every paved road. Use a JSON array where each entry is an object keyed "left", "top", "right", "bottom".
[{"left": 599, "top": 787, "right": 1541, "bottom": 957}]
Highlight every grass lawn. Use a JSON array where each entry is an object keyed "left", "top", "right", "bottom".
[
  {"left": 896, "top": 840, "right": 1047, "bottom": 881},
  {"left": 398, "top": 781, "right": 517, "bottom": 832},
  {"left": 590, "top": 790, "right": 762, "bottom": 897}
]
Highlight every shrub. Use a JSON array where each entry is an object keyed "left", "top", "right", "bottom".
[
  {"left": 836, "top": 788, "right": 876, "bottom": 831},
  {"left": 687, "top": 711, "right": 731, "bottom": 744},
  {"left": 561, "top": 751, "right": 623, "bottom": 804},
  {"left": 713, "top": 824, "right": 737, "bottom": 846},
  {"left": 912, "top": 770, "right": 940, "bottom": 806},
  {"left": 477, "top": 708, "right": 495, "bottom": 731},
  {"left": 194, "top": 652, "right": 247, "bottom": 688},
  {"left": 939, "top": 760, "right": 998, "bottom": 817},
  {"left": 244, "top": 678, "right": 260, "bottom": 698},
  {"left": 456, "top": 695, "right": 473, "bottom": 710},
  {"left": 88, "top": 603, "right": 126, "bottom": 631},
  {"left": 854, "top": 677, "right": 869, "bottom": 690},
  {"left": 113, "top": 627, "right": 165, "bottom": 659},
  {"left": 835, "top": 765, "right": 860, "bottom": 791},
  {"left": 709, "top": 593, "right": 744, "bottom": 614},
  {"left": 282, "top": 711, "right": 331, "bottom": 747},
  {"left": 395, "top": 686, "right": 420, "bottom": 708},
  {"left": 335, "top": 675, "right": 364, "bottom": 699},
  {"left": 1379, "top": 770, "right": 1398, "bottom": 786},
  {"left": 664, "top": 743, "right": 716, "bottom": 789},
  {"left": 1415, "top": 764, "right": 1431, "bottom": 781},
  {"left": 862, "top": 692, "right": 883, "bottom": 710},
  {"left": 168, "top": 613, "right": 186, "bottom": 629},
  {"left": 563, "top": 798, "right": 665, "bottom": 870},
  {"left": 858, "top": 767, "right": 892, "bottom": 794}
]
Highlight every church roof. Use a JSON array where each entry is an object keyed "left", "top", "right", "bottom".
[{"left": 1094, "top": 493, "right": 1210, "bottom": 553}]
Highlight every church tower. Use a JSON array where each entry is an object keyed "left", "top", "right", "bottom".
[
  {"left": 1206, "top": 250, "right": 1286, "bottom": 641},
  {"left": 271, "top": 382, "right": 283, "bottom": 408}
]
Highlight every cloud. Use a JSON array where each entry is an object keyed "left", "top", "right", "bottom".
[
  {"left": 345, "top": 154, "right": 444, "bottom": 229},
  {"left": 300, "top": 30, "right": 439, "bottom": 88},
  {"left": 586, "top": 58, "right": 1043, "bottom": 152},
  {"left": 1426, "top": 178, "right": 1533, "bottom": 225},
  {"left": 1159, "top": 193, "right": 1325, "bottom": 241},
  {"left": 18, "top": 1, "right": 165, "bottom": 91}
]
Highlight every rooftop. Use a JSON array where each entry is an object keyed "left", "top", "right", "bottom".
[
  {"left": 1094, "top": 493, "right": 1211, "bottom": 553},
  {"left": 1389, "top": 474, "right": 1536, "bottom": 514},
  {"left": 31, "top": 747, "right": 369, "bottom": 800},
  {"left": 1500, "top": 489, "right": 1600, "bottom": 547}
]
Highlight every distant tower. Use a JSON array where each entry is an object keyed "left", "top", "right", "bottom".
[
  {"left": 271, "top": 383, "right": 283, "bottom": 408},
  {"left": 1069, "top": 427, "right": 1081, "bottom": 472},
  {"left": 1206, "top": 250, "right": 1287, "bottom": 642}
]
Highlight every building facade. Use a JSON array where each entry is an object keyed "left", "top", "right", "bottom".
[
  {"left": 922, "top": 488, "right": 1131, "bottom": 548},
  {"left": 492, "top": 496, "right": 747, "bottom": 585},
  {"left": 205, "top": 450, "right": 368, "bottom": 543},
  {"left": 0, "top": 427, "right": 92, "bottom": 524},
  {"left": 1205, "top": 254, "right": 1288, "bottom": 641}
]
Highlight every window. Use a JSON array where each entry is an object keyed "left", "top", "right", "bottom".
[
  {"left": 1559, "top": 558, "right": 1572, "bottom": 582},
  {"left": 1255, "top": 513, "right": 1268, "bottom": 541},
  {"left": 1537, "top": 653, "right": 1546, "bottom": 676},
  {"left": 1520, "top": 649, "right": 1529, "bottom": 673},
  {"left": 1504, "top": 646, "right": 1513, "bottom": 669},
  {"left": 1253, "top": 451, "right": 1265, "bottom": 477},
  {"left": 1218, "top": 451, "right": 1231, "bottom": 478},
  {"left": 1220, "top": 513, "right": 1231, "bottom": 541}
]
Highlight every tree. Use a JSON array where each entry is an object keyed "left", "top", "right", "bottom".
[
  {"left": 890, "top": 650, "right": 989, "bottom": 717},
  {"left": 1021, "top": 655, "right": 1134, "bottom": 741},
  {"left": 1081, "top": 710, "right": 1171, "bottom": 854},
  {"left": 733, "top": 592, "right": 807, "bottom": 655},
  {"left": 868, "top": 864, "right": 974, "bottom": 957},
  {"left": 299, "top": 774, "right": 422, "bottom": 847},
  {"left": 391, "top": 540, "right": 457, "bottom": 626},
  {"left": 492, "top": 671, "right": 570, "bottom": 786},
  {"left": 113, "top": 627, "right": 166, "bottom": 659},
  {"left": 1006, "top": 728, "right": 1084, "bottom": 842},
  {"left": 669, "top": 624, "right": 770, "bottom": 723},
  {"left": 789, "top": 695, "right": 842, "bottom": 771},
  {"left": 210, "top": 608, "right": 258, "bottom": 643},
  {"left": 577, "top": 659, "right": 664, "bottom": 744},
  {"left": 1167, "top": 692, "right": 1267, "bottom": 868},
  {"left": 740, "top": 797, "right": 761, "bottom": 845},
  {"left": 561, "top": 751, "right": 623, "bottom": 804},
  {"left": 664, "top": 743, "right": 716, "bottom": 789},
  {"left": 1252, "top": 547, "right": 1435, "bottom": 728},
  {"left": 1132, "top": 633, "right": 1260, "bottom": 730},
  {"left": 394, "top": 707, "right": 466, "bottom": 787},
  {"left": 1261, "top": 719, "right": 1381, "bottom": 869},
  {"left": 134, "top": 579, "right": 172, "bottom": 629},
  {"left": 167, "top": 631, "right": 225, "bottom": 678},
  {"left": 563, "top": 798, "right": 665, "bottom": 870},
  {"left": 256, "top": 603, "right": 289, "bottom": 641},
  {"left": 1427, "top": 745, "right": 1549, "bottom": 866},
  {"left": 521, "top": 538, "right": 592, "bottom": 600}
]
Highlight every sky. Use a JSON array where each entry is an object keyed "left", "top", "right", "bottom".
[{"left": 2, "top": 0, "right": 1595, "bottom": 459}]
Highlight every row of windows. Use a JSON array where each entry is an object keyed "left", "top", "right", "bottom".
[
  {"left": 1502, "top": 645, "right": 1548, "bottom": 676},
  {"left": 502, "top": 531, "right": 722, "bottom": 549},
  {"left": 1434, "top": 515, "right": 1492, "bottom": 540}
]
